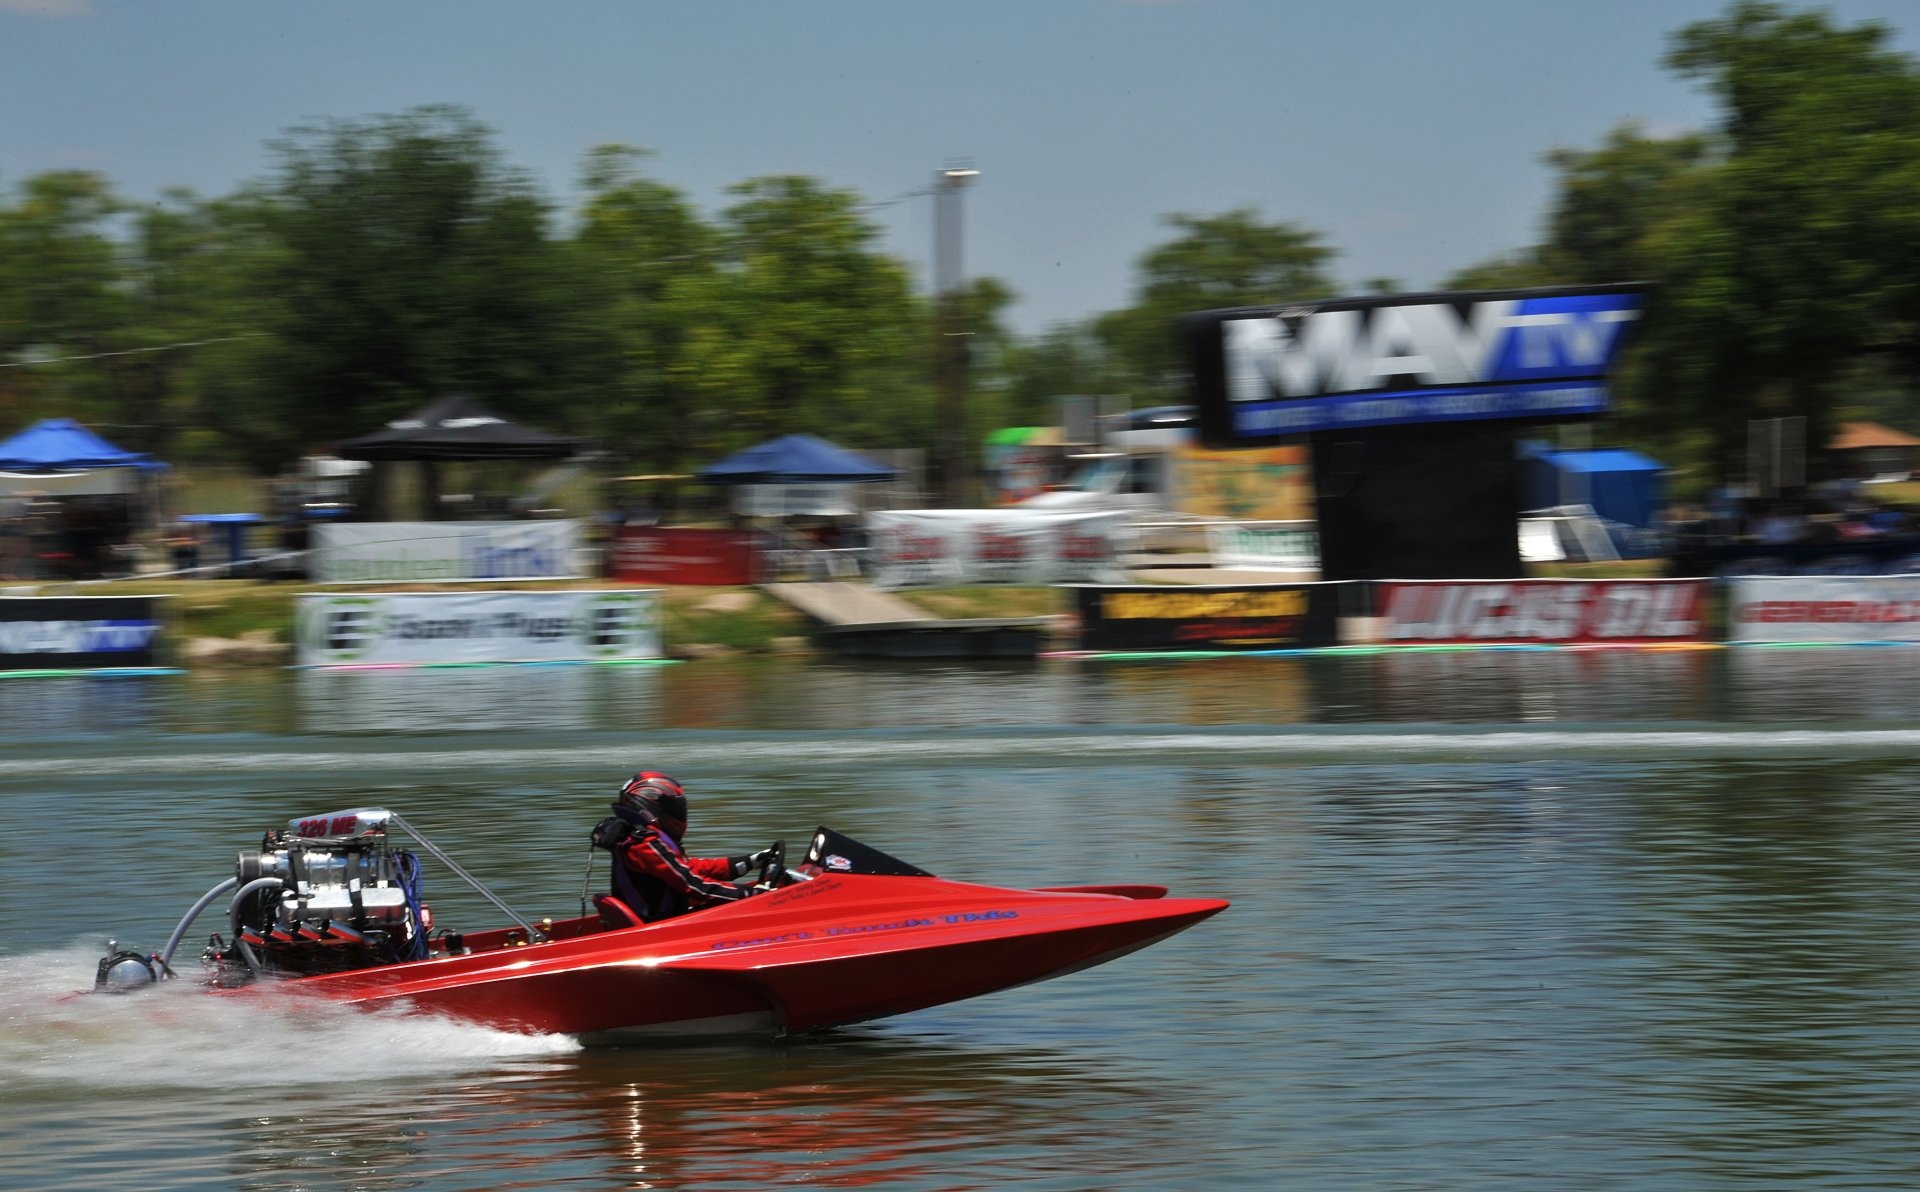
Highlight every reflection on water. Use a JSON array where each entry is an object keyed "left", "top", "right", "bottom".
[
  {"left": 294, "top": 664, "right": 667, "bottom": 735},
  {"left": 0, "top": 648, "right": 1918, "bottom": 740},
  {"left": 5, "top": 654, "right": 1920, "bottom": 1187}
]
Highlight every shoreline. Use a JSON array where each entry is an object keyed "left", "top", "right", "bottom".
[{"left": 0, "top": 578, "right": 1070, "bottom": 667}]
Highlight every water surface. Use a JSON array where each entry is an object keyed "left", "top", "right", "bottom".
[{"left": 3, "top": 650, "right": 1918, "bottom": 1188}]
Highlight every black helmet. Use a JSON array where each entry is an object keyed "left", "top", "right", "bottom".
[{"left": 615, "top": 771, "right": 688, "bottom": 840}]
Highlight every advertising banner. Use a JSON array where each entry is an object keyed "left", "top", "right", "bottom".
[
  {"left": 1206, "top": 521, "right": 1320, "bottom": 571},
  {"left": 867, "top": 509, "right": 1130, "bottom": 590},
  {"left": 1188, "top": 284, "right": 1645, "bottom": 446},
  {"left": 313, "top": 521, "right": 581, "bottom": 584},
  {"left": 732, "top": 483, "right": 860, "bottom": 517},
  {"left": 1173, "top": 444, "right": 1315, "bottom": 522},
  {"left": 0, "top": 595, "right": 165, "bottom": 669},
  {"left": 1377, "top": 579, "right": 1706, "bottom": 644},
  {"left": 1074, "top": 583, "right": 1341, "bottom": 651},
  {"left": 296, "top": 590, "right": 661, "bottom": 665},
  {"left": 1728, "top": 574, "right": 1920, "bottom": 642},
  {"left": 608, "top": 526, "right": 760, "bottom": 586}
]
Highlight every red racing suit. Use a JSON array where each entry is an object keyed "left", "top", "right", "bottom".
[{"left": 611, "top": 826, "right": 754, "bottom": 922}]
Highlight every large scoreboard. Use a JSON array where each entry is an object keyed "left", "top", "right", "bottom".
[
  {"left": 1186, "top": 285, "right": 1646, "bottom": 581},
  {"left": 1188, "top": 285, "right": 1644, "bottom": 447}
]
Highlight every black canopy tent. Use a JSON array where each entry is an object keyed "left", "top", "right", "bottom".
[
  {"left": 336, "top": 394, "right": 581, "bottom": 462},
  {"left": 335, "top": 395, "right": 584, "bottom": 520}
]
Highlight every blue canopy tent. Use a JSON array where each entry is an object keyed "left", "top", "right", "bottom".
[
  {"left": 695, "top": 434, "right": 898, "bottom": 484},
  {"left": 695, "top": 435, "right": 898, "bottom": 572},
  {"left": 0, "top": 419, "right": 167, "bottom": 579},
  {"left": 0, "top": 418, "right": 163, "bottom": 476}
]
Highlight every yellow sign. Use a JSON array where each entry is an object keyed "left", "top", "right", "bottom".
[
  {"left": 1173, "top": 445, "right": 1314, "bottom": 522},
  {"left": 1104, "top": 589, "right": 1308, "bottom": 620}
]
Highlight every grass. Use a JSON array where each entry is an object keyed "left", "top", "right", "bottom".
[
  {"left": 657, "top": 587, "right": 810, "bottom": 652},
  {"left": 895, "top": 585, "right": 1065, "bottom": 619},
  {"left": 1525, "top": 558, "right": 1670, "bottom": 579}
]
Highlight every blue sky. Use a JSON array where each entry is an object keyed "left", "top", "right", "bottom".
[{"left": 4, "top": 0, "right": 1916, "bottom": 334}]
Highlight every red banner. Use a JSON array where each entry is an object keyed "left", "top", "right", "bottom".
[
  {"left": 608, "top": 527, "right": 760, "bottom": 586},
  {"left": 1377, "top": 580, "right": 1706, "bottom": 644}
]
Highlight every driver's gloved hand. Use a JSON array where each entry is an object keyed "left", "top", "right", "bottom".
[
  {"left": 728, "top": 846, "right": 779, "bottom": 879},
  {"left": 591, "top": 816, "right": 631, "bottom": 851}
]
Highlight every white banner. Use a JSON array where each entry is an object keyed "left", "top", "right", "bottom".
[
  {"left": 732, "top": 483, "right": 860, "bottom": 517},
  {"left": 296, "top": 590, "right": 661, "bottom": 665},
  {"left": 313, "top": 520, "right": 581, "bottom": 583},
  {"left": 866, "top": 509, "right": 1130, "bottom": 589},
  {"left": 1729, "top": 574, "right": 1920, "bottom": 642},
  {"left": 1206, "top": 521, "right": 1319, "bottom": 570}
]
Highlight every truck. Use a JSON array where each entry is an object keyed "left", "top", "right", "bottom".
[{"left": 1019, "top": 407, "right": 1314, "bottom": 525}]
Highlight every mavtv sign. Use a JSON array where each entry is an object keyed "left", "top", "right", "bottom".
[{"left": 1189, "top": 285, "right": 1644, "bottom": 443}]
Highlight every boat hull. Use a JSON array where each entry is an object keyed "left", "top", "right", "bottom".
[{"left": 271, "top": 873, "right": 1229, "bottom": 1039}]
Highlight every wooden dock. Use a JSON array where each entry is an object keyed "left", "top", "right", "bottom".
[{"left": 760, "top": 581, "right": 1054, "bottom": 659}]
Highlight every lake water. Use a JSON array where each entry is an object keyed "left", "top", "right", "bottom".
[{"left": 3, "top": 649, "right": 1919, "bottom": 1189}]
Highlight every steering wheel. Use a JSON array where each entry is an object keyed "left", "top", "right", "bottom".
[{"left": 758, "top": 839, "right": 786, "bottom": 888}]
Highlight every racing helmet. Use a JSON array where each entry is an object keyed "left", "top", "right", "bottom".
[{"left": 615, "top": 771, "right": 688, "bottom": 840}]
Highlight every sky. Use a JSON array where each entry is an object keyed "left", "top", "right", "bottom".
[{"left": 4, "top": 0, "right": 1918, "bottom": 336}]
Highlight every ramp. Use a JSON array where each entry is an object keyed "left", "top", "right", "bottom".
[
  {"left": 760, "top": 582, "right": 927, "bottom": 626},
  {"left": 761, "top": 582, "right": 1052, "bottom": 659}
]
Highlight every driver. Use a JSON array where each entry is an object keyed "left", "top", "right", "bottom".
[{"left": 591, "top": 771, "right": 777, "bottom": 922}]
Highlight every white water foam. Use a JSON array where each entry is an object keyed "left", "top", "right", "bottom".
[
  {"left": 2, "top": 727, "right": 1919, "bottom": 779},
  {"left": 0, "top": 943, "right": 577, "bottom": 1092}
]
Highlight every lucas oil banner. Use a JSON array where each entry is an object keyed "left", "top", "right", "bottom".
[
  {"left": 312, "top": 521, "right": 582, "bottom": 583},
  {"left": 0, "top": 595, "right": 165, "bottom": 669},
  {"left": 1377, "top": 579, "right": 1705, "bottom": 645},
  {"left": 1074, "top": 583, "right": 1341, "bottom": 651},
  {"left": 1188, "top": 284, "right": 1644, "bottom": 446},
  {"left": 296, "top": 590, "right": 660, "bottom": 665},
  {"left": 866, "top": 509, "right": 1129, "bottom": 590}
]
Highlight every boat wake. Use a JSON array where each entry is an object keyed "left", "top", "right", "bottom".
[
  {"left": 0, "top": 944, "right": 577, "bottom": 1093},
  {"left": 2, "top": 725, "right": 1919, "bottom": 780}
]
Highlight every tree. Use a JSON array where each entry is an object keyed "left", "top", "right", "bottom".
[
  {"left": 567, "top": 146, "right": 718, "bottom": 473},
  {"left": 1655, "top": 1, "right": 1920, "bottom": 477},
  {"left": 1538, "top": 123, "right": 1708, "bottom": 286},
  {"left": 222, "top": 105, "right": 592, "bottom": 469},
  {"left": 678, "top": 175, "right": 928, "bottom": 454},
  {"left": 0, "top": 171, "right": 132, "bottom": 430},
  {"left": 1098, "top": 209, "right": 1338, "bottom": 404}
]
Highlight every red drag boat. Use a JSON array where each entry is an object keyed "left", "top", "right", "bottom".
[{"left": 93, "top": 808, "right": 1228, "bottom": 1041}]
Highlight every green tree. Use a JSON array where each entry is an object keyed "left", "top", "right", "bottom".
[
  {"left": 0, "top": 171, "right": 132, "bottom": 430},
  {"left": 223, "top": 105, "right": 593, "bottom": 469},
  {"left": 679, "top": 175, "right": 928, "bottom": 454},
  {"left": 567, "top": 146, "right": 718, "bottom": 473},
  {"left": 994, "top": 322, "right": 1122, "bottom": 431},
  {"left": 1099, "top": 209, "right": 1338, "bottom": 403},
  {"left": 1539, "top": 123, "right": 1709, "bottom": 286},
  {"left": 1655, "top": 1, "right": 1920, "bottom": 477}
]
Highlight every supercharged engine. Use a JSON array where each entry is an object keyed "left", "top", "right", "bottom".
[
  {"left": 93, "top": 805, "right": 548, "bottom": 994},
  {"left": 216, "top": 808, "right": 431, "bottom": 981}
]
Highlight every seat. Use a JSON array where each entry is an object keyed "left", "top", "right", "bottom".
[{"left": 593, "top": 893, "right": 645, "bottom": 929}]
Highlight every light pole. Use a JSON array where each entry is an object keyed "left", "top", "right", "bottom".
[{"left": 933, "top": 164, "right": 978, "bottom": 507}]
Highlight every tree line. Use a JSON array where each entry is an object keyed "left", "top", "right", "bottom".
[{"left": 2, "top": 2, "right": 1916, "bottom": 495}]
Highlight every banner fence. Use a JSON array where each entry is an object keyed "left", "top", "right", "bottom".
[
  {"left": 866, "top": 509, "right": 1130, "bottom": 589},
  {"left": 313, "top": 521, "right": 582, "bottom": 584},
  {"left": 0, "top": 595, "right": 166, "bottom": 669},
  {"left": 296, "top": 590, "right": 661, "bottom": 665}
]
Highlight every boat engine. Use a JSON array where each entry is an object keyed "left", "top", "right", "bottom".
[{"left": 215, "top": 808, "right": 431, "bottom": 981}]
